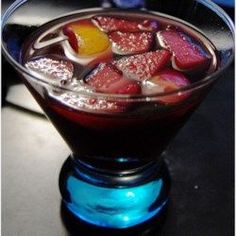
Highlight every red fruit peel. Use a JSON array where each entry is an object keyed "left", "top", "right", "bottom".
[
  {"left": 114, "top": 50, "right": 171, "bottom": 81},
  {"left": 92, "top": 16, "right": 159, "bottom": 32},
  {"left": 157, "top": 29, "right": 211, "bottom": 71},
  {"left": 143, "top": 69, "right": 190, "bottom": 103},
  {"left": 109, "top": 31, "right": 154, "bottom": 55},
  {"left": 86, "top": 63, "right": 141, "bottom": 95}
]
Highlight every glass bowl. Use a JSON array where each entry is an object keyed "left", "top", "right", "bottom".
[{"left": 2, "top": 0, "right": 234, "bottom": 229}]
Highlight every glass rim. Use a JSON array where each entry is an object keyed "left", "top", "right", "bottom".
[{"left": 1, "top": 0, "right": 235, "bottom": 101}]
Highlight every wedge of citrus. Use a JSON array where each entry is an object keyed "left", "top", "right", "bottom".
[{"left": 63, "top": 20, "right": 110, "bottom": 56}]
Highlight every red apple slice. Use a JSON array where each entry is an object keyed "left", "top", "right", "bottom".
[
  {"left": 114, "top": 49, "right": 171, "bottom": 81},
  {"left": 143, "top": 69, "right": 190, "bottom": 103},
  {"left": 86, "top": 63, "right": 141, "bottom": 95},
  {"left": 92, "top": 16, "right": 159, "bottom": 32},
  {"left": 109, "top": 31, "right": 154, "bottom": 55},
  {"left": 157, "top": 29, "right": 211, "bottom": 72}
]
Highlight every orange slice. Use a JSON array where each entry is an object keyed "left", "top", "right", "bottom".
[{"left": 63, "top": 20, "right": 110, "bottom": 56}]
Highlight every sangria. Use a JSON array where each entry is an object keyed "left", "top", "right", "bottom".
[{"left": 2, "top": 0, "right": 234, "bottom": 230}]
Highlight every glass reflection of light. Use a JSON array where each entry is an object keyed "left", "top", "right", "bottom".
[{"left": 65, "top": 176, "right": 167, "bottom": 228}]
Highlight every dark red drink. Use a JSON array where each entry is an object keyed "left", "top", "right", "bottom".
[{"left": 20, "top": 10, "right": 218, "bottom": 171}]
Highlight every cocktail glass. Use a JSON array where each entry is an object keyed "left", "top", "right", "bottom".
[{"left": 2, "top": 0, "right": 234, "bottom": 229}]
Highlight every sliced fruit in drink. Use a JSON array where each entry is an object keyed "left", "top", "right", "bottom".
[
  {"left": 142, "top": 69, "right": 190, "bottom": 103},
  {"left": 62, "top": 26, "right": 79, "bottom": 53},
  {"left": 139, "top": 19, "right": 159, "bottom": 31},
  {"left": 157, "top": 29, "right": 211, "bottom": 71},
  {"left": 92, "top": 16, "right": 159, "bottom": 32},
  {"left": 25, "top": 56, "right": 74, "bottom": 85},
  {"left": 62, "top": 20, "right": 112, "bottom": 65},
  {"left": 85, "top": 63, "right": 141, "bottom": 94},
  {"left": 114, "top": 49, "right": 171, "bottom": 81},
  {"left": 63, "top": 19, "right": 110, "bottom": 55},
  {"left": 109, "top": 31, "right": 154, "bottom": 55}
]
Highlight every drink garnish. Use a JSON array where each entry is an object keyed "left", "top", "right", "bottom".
[
  {"left": 157, "top": 29, "right": 211, "bottom": 71},
  {"left": 25, "top": 57, "right": 74, "bottom": 85},
  {"left": 114, "top": 50, "right": 171, "bottom": 81},
  {"left": 109, "top": 31, "right": 154, "bottom": 55},
  {"left": 92, "top": 16, "right": 159, "bottom": 32},
  {"left": 63, "top": 20, "right": 110, "bottom": 56},
  {"left": 86, "top": 63, "right": 141, "bottom": 94},
  {"left": 143, "top": 69, "right": 190, "bottom": 103}
]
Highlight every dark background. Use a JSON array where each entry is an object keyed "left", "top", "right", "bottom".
[{"left": 2, "top": 0, "right": 234, "bottom": 235}]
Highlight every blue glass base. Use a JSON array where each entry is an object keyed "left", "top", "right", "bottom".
[{"left": 59, "top": 157, "right": 170, "bottom": 229}]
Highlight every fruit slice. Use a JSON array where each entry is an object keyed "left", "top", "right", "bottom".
[
  {"left": 25, "top": 57, "right": 74, "bottom": 84},
  {"left": 114, "top": 50, "right": 171, "bottom": 81},
  {"left": 157, "top": 29, "right": 211, "bottom": 71},
  {"left": 62, "top": 27, "right": 79, "bottom": 53},
  {"left": 86, "top": 63, "right": 141, "bottom": 94},
  {"left": 109, "top": 31, "right": 154, "bottom": 55},
  {"left": 139, "top": 19, "right": 159, "bottom": 31},
  {"left": 92, "top": 16, "right": 159, "bottom": 32},
  {"left": 63, "top": 20, "right": 110, "bottom": 56},
  {"left": 142, "top": 69, "right": 190, "bottom": 103}
]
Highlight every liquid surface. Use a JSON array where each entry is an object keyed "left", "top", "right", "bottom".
[{"left": 21, "top": 10, "right": 218, "bottom": 113}]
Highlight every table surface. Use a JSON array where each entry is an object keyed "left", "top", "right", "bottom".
[{"left": 2, "top": 1, "right": 234, "bottom": 235}]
